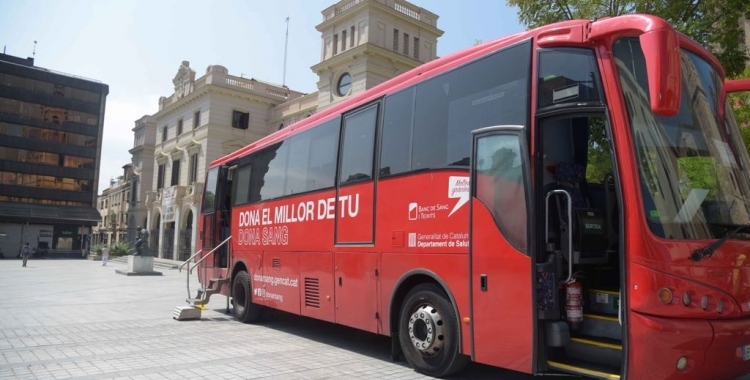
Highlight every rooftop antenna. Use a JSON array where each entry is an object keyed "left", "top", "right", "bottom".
[
  {"left": 32, "top": 40, "right": 37, "bottom": 59},
  {"left": 283, "top": 16, "right": 289, "bottom": 87}
]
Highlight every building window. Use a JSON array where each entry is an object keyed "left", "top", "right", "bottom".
[
  {"left": 413, "top": 37, "right": 420, "bottom": 59},
  {"left": 161, "top": 126, "right": 167, "bottom": 142},
  {"left": 403, "top": 32, "right": 409, "bottom": 55},
  {"left": 193, "top": 110, "right": 200, "bottom": 129},
  {"left": 189, "top": 154, "right": 198, "bottom": 183},
  {"left": 171, "top": 159, "right": 180, "bottom": 186},
  {"left": 177, "top": 119, "right": 183, "bottom": 136},
  {"left": 333, "top": 33, "right": 339, "bottom": 55},
  {"left": 157, "top": 164, "right": 165, "bottom": 189},
  {"left": 232, "top": 111, "right": 249, "bottom": 130},
  {"left": 337, "top": 73, "right": 352, "bottom": 96},
  {"left": 279, "top": 122, "right": 285, "bottom": 130},
  {"left": 350, "top": 26, "right": 355, "bottom": 48},
  {"left": 393, "top": 29, "right": 399, "bottom": 50},
  {"left": 341, "top": 30, "right": 347, "bottom": 51}
]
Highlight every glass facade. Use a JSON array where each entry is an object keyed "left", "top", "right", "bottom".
[{"left": 0, "top": 53, "right": 108, "bottom": 241}]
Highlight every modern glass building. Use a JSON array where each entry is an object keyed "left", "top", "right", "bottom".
[{"left": 0, "top": 53, "right": 108, "bottom": 257}]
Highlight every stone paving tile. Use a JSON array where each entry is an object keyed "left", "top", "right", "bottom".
[
  {"left": 0, "top": 259, "right": 531, "bottom": 380},
  {"left": 1, "top": 259, "right": 749, "bottom": 380}
]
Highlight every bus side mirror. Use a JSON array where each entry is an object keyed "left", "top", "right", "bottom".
[
  {"left": 725, "top": 79, "right": 750, "bottom": 94},
  {"left": 640, "top": 28, "right": 681, "bottom": 117}
]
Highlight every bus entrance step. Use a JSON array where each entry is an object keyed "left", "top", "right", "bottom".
[
  {"left": 173, "top": 305, "right": 201, "bottom": 321},
  {"left": 579, "top": 313, "right": 621, "bottom": 341},
  {"left": 564, "top": 336, "right": 622, "bottom": 369},
  {"left": 209, "top": 278, "right": 229, "bottom": 286},
  {"left": 587, "top": 289, "right": 620, "bottom": 316},
  {"left": 548, "top": 359, "right": 620, "bottom": 380}
]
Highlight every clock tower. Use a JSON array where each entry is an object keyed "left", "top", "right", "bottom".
[{"left": 312, "top": 0, "right": 443, "bottom": 110}]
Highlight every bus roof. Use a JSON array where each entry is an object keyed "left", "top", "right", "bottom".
[
  {"left": 209, "top": 21, "right": 541, "bottom": 168},
  {"left": 209, "top": 15, "right": 717, "bottom": 169}
]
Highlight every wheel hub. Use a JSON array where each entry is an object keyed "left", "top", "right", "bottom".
[{"left": 408, "top": 304, "right": 445, "bottom": 355}]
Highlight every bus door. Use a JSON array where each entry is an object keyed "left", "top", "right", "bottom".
[
  {"left": 200, "top": 166, "right": 230, "bottom": 271},
  {"left": 334, "top": 102, "right": 379, "bottom": 333},
  {"left": 469, "top": 125, "right": 534, "bottom": 372}
]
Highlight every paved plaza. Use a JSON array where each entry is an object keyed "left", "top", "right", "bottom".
[
  {"left": 2, "top": 258, "right": 750, "bottom": 380},
  {"left": 0, "top": 258, "right": 529, "bottom": 380}
]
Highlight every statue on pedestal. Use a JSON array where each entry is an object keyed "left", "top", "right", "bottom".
[{"left": 134, "top": 226, "right": 151, "bottom": 256}]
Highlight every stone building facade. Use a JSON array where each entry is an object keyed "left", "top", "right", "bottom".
[
  {"left": 128, "top": 0, "right": 443, "bottom": 260},
  {"left": 93, "top": 164, "right": 132, "bottom": 246}
]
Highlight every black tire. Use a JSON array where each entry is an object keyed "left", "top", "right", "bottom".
[
  {"left": 398, "top": 283, "right": 469, "bottom": 377},
  {"left": 232, "top": 271, "right": 263, "bottom": 323}
]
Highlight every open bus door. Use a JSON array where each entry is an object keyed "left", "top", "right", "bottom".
[
  {"left": 469, "top": 125, "right": 534, "bottom": 373},
  {"left": 200, "top": 166, "right": 231, "bottom": 276}
]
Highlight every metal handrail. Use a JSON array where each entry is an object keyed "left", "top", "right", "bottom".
[
  {"left": 546, "top": 189, "right": 573, "bottom": 284},
  {"left": 190, "top": 235, "right": 231, "bottom": 274},
  {"left": 179, "top": 249, "right": 204, "bottom": 272},
  {"left": 180, "top": 236, "right": 232, "bottom": 301}
]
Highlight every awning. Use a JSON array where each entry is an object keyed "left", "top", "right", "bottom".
[{"left": 0, "top": 202, "right": 102, "bottom": 224}]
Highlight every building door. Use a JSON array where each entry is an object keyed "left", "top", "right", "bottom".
[{"left": 469, "top": 126, "right": 534, "bottom": 372}]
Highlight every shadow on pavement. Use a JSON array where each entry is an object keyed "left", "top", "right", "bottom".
[{"left": 208, "top": 306, "right": 533, "bottom": 380}]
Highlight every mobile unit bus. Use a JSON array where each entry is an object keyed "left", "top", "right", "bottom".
[{"left": 191, "top": 14, "right": 750, "bottom": 380}]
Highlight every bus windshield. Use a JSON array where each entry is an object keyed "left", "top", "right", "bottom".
[{"left": 613, "top": 38, "right": 750, "bottom": 240}]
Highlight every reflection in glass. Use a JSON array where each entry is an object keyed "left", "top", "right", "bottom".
[
  {"left": 614, "top": 38, "right": 750, "bottom": 240},
  {"left": 475, "top": 134, "right": 527, "bottom": 252}
]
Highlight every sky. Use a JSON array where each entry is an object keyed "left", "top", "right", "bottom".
[{"left": 0, "top": 0, "right": 525, "bottom": 194}]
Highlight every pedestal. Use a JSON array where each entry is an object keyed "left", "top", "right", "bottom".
[{"left": 115, "top": 255, "right": 163, "bottom": 276}]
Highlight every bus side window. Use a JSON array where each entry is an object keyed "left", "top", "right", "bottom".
[{"left": 340, "top": 105, "right": 378, "bottom": 185}]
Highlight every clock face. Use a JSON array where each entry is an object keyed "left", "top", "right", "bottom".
[{"left": 337, "top": 73, "right": 351, "bottom": 96}]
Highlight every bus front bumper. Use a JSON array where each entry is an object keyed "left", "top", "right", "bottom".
[{"left": 629, "top": 312, "right": 750, "bottom": 380}]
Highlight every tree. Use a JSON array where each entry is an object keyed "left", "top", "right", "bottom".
[{"left": 506, "top": 0, "right": 750, "bottom": 77}]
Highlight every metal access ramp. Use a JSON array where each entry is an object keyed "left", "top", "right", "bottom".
[{"left": 173, "top": 236, "right": 232, "bottom": 321}]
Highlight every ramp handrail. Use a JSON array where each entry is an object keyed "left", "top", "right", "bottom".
[{"left": 179, "top": 236, "right": 232, "bottom": 301}]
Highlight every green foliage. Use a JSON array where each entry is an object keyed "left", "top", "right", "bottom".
[
  {"left": 677, "top": 157, "right": 719, "bottom": 201},
  {"left": 506, "top": 0, "right": 750, "bottom": 77},
  {"left": 91, "top": 243, "right": 103, "bottom": 255},
  {"left": 729, "top": 66, "right": 750, "bottom": 155},
  {"left": 586, "top": 117, "right": 613, "bottom": 184},
  {"left": 110, "top": 241, "right": 132, "bottom": 256}
]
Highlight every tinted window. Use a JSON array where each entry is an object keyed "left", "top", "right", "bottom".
[
  {"left": 474, "top": 133, "right": 527, "bottom": 252},
  {"left": 306, "top": 118, "right": 339, "bottom": 191},
  {"left": 340, "top": 105, "right": 378, "bottom": 185},
  {"left": 286, "top": 118, "right": 340, "bottom": 194},
  {"left": 412, "top": 41, "right": 530, "bottom": 170},
  {"left": 379, "top": 88, "right": 414, "bottom": 177},
  {"left": 233, "top": 163, "right": 251, "bottom": 206},
  {"left": 202, "top": 167, "right": 218, "bottom": 213},
  {"left": 538, "top": 48, "right": 603, "bottom": 109},
  {"left": 249, "top": 141, "right": 290, "bottom": 202}
]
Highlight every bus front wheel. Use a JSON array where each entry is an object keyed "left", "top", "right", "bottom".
[
  {"left": 398, "top": 283, "right": 468, "bottom": 377},
  {"left": 232, "top": 271, "right": 263, "bottom": 323}
]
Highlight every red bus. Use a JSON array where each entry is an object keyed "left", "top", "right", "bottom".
[{"left": 192, "top": 14, "right": 750, "bottom": 380}]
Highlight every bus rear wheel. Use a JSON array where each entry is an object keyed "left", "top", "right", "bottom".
[
  {"left": 398, "top": 283, "right": 468, "bottom": 377},
  {"left": 232, "top": 271, "right": 263, "bottom": 323}
]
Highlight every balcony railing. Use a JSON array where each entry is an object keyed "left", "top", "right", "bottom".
[{"left": 322, "top": 0, "right": 436, "bottom": 27}]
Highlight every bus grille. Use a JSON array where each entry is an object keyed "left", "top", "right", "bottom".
[{"left": 304, "top": 278, "right": 320, "bottom": 308}]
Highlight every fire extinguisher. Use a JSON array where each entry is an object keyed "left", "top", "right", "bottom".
[{"left": 564, "top": 276, "right": 583, "bottom": 329}]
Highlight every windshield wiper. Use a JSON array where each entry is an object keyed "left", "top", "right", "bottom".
[{"left": 690, "top": 223, "right": 750, "bottom": 262}]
